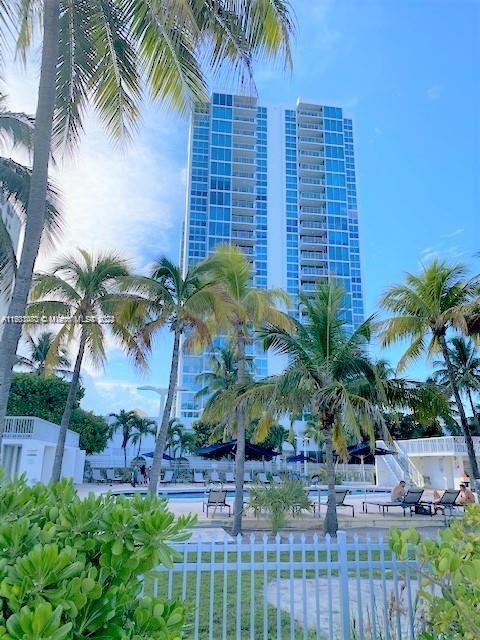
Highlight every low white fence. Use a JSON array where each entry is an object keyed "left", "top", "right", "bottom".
[{"left": 147, "top": 531, "right": 420, "bottom": 640}]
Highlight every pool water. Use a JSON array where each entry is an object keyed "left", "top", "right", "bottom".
[{"left": 114, "top": 487, "right": 389, "bottom": 501}]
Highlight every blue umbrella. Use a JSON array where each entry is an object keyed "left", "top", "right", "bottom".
[
  {"left": 142, "top": 451, "right": 174, "bottom": 461},
  {"left": 286, "top": 453, "right": 316, "bottom": 463}
]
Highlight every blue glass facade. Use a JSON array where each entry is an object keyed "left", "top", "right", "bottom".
[{"left": 179, "top": 94, "right": 364, "bottom": 421}]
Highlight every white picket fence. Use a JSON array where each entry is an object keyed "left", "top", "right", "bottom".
[{"left": 147, "top": 531, "right": 421, "bottom": 640}]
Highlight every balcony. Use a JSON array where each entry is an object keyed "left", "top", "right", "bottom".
[
  {"left": 301, "top": 220, "right": 326, "bottom": 230},
  {"left": 299, "top": 177, "right": 325, "bottom": 186},
  {"left": 298, "top": 149, "right": 324, "bottom": 159},
  {"left": 300, "top": 250, "right": 327, "bottom": 261},
  {"left": 397, "top": 436, "right": 480, "bottom": 457},
  {"left": 298, "top": 135, "right": 323, "bottom": 145},
  {"left": 232, "top": 199, "right": 254, "bottom": 209},
  {"left": 4, "top": 416, "right": 79, "bottom": 447},
  {"left": 299, "top": 191, "right": 325, "bottom": 201},
  {"left": 232, "top": 214, "right": 254, "bottom": 225},
  {"left": 300, "top": 236, "right": 326, "bottom": 245},
  {"left": 232, "top": 229, "right": 254, "bottom": 240},
  {"left": 232, "top": 156, "right": 255, "bottom": 165},
  {"left": 298, "top": 162, "right": 324, "bottom": 172}
]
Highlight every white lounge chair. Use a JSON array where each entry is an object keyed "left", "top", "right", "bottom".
[
  {"left": 210, "top": 470, "right": 221, "bottom": 483},
  {"left": 194, "top": 471, "right": 205, "bottom": 484},
  {"left": 92, "top": 469, "right": 105, "bottom": 483},
  {"left": 160, "top": 470, "right": 174, "bottom": 484},
  {"left": 257, "top": 472, "right": 269, "bottom": 484},
  {"left": 225, "top": 471, "right": 235, "bottom": 483},
  {"left": 106, "top": 468, "right": 122, "bottom": 483},
  {"left": 272, "top": 474, "right": 282, "bottom": 484},
  {"left": 243, "top": 472, "right": 252, "bottom": 483}
]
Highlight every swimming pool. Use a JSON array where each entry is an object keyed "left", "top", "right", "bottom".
[{"left": 113, "top": 487, "right": 390, "bottom": 501}]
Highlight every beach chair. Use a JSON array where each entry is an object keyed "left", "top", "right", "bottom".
[
  {"left": 202, "top": 489, "right": 231, "bottom": 517},
  {"left": 210, "top": 470, "right": 221, "bottom": 483},
  {"left": 314, "top": 489, "right": 355, "bottom": 517},
  {"left": 106, "top": 468, "right": 122, "bottom": 483},
  {"left": 225, "top": 471, "right": 235, "bottom": 483},
  {"left": 243, "top": 472, "right": 252, "bottom": 483},
  {"left": 257, "top": 472, "right": 269, "bottom": 484},
  {"left": 92, "top": 469, "right": 105, "bottom": 483},
  {"left": 272, "top": 474, "right": 282, "bottom": 484},
  {"left": 160, "top": 470, "right": 173, "bottom": 484},
  {"left": 194, "top": 471, "right": 205, "bottom": 484},
  {"left": 363, "top": 489, "right": 426, "bottom": 517},
  {"left": 427, "top": 489, "right": 461, "bottom": 516}
]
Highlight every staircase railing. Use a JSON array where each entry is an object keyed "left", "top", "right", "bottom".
[{"left": 392, "top": 441, "right": 425, "bottom": 487}]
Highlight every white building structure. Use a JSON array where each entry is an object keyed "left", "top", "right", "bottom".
[
  {"left": 375, "top": 436, "right": 480, "bottom": 489},
  {"left": 2, "top": 416, "right": 85, "bottom": 485}
]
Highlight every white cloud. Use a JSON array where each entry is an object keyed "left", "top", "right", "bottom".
[
  {"left": 442, "top": 228, "right": 464, "bottom": 239},
  {"left": 426, "top": 85, "right": 442, "bottom": 101},
  {"left": 85, "top": 377, "right": 162, "bottom": 416}
]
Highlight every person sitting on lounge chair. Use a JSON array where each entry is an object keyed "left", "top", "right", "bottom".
[
  {"left": 458, "top": 483, "right": 475, "bottom": 505},
  {"left": 391, "top": 481, "right": 406, "bottom": 503}
]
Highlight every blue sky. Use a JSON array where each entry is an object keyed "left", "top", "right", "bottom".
[{"left": 7, "top": 0, "right": 479, "bottom": 416}]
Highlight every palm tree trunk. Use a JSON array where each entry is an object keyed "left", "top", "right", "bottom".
[
  {"left": 51, "top": 330, "right": 86, "bottom": 482},
  {"left": 0, "top": 0, "right": 60, "bottom": 450},
  {"left": 323, "top": 423, "right": 338, "bottom": 536},
  {"left": 467, "top": 388, "right": 480, "bottom": 432},
  {"left": 148, "top": 329, "right": 181, "bottom": 494},
  {"left": 123, "top": 439, "right": 127, "bottom": 469},
  {"left": 232, "top": 325, "right": 247, "bottom": 536},
  {"left": 440, "top": 335, "right": 480, "bottom": 492},
  {"left": 137, "top": 437, "right": 142, "bottom": 457}
]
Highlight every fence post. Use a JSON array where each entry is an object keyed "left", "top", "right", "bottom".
[{"left": 337, "top": 530, "right": 351, "bottom": 640}]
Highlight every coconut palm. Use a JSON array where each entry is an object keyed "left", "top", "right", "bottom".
[
  {"left": 131, "top": 416, "right": 157, "bottom": 458},
  {"left": 380, "top": 259, "right": 480, "bottom": 491},
  {"left": 434, "top": 336, "right": 480, "bottom": 428},
  {"left": 28, "top": 249, "right": 147, "bottom": 481},
  {"left": 119, "top": 257, "right": 223, "bottom": 494},
  {"left": 240, "top": 281, "right": 386, "bottom": 535},
  {"left": 15, "top": 330, "right": 71, "bottom": 377},
  {"left": 202, "top": 245, "right": 292, "bottom": 535},
  {"left": 0, "top": 0, "right": 294, "bottom": 450},
  {"left": 109, "top": 409, "right": 138, "bottom": 468},
  {"left": 0, "top": 94, "right": 61, "bottom": 296}
]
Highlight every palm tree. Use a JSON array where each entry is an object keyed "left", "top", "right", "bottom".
[
  {"left": 130, "top": 416, "right": 157, "bottom": 457},
  {"left": 434, "top": 336, "right": 480, "bottom": 428},
  {"left": 120, "top": 257, "right": 223, "bottom": 494},
  {"left": 109, "top": 409, "right": 138, "bottom": 468},
  {"left": 0, "top": 94, "right": 61, "bottom": 298},
  {"left": 15, "top": 330, "right": 71, "bottom": 377},
  {"left": 242, "top": 281, "right": 386, "bottom": 535},
  {"left": 28, "top": 250, "right": 147, "bottom": 481},
  {"left": 196, "top": 343, "right": 253, "bottom": 442},
  {"left": 380, "top": 259, "right": 480, "bottom": 492},
  {"left": 0, "top": 0, "right": 294, "bottom": 455},
  {"left": 203, "top": 245, "right": 292, "bottom": 535}
]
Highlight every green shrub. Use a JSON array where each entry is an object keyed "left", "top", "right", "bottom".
[
  {"left": 0, "top": 473, "right": 195, "bottom": 639},
  {"left": 249, "top": 478, "right": 310, "bottom": 534},
  {"left": 390, "top": 505, "right": 480, "bottom": 640}
]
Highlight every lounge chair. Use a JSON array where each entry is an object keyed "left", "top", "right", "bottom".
[
  {"left": 106, "top": 468, "right": 122, "bottom": 483},
  {"left": 257, "top": 472, "right": 269, "bottom": 484},
  {"left": 210, "top": 470, "right": 221, "bottom": 483},
  {"left": 92, "top": 469, "right": 105, "bottom": 483},
  {"left": 363, "top": 489, "right": 426, "bottom": 517},
  {"left": 202, "top": 489, "right": 231, "bottom": 517},
  {"left": 194, "top": 471, "right": 205, "bottom": 484},
  {"left": 160, "top": 470, "right": 174, "bottom": 484},
  {"left": 243, "top": 472, "right": 252, "bottom": 483},
  {"left": 225, "top": 471, "right": 235, "bottom": 483},
  {"left": 314, "top": 490, "right": 355, "bottom": 517},
  {"left": 272, "top": 475, "right": 282, "bottom": 484},
  {"left": 425, "top": 489, "right": 461, "bottom": 516}
]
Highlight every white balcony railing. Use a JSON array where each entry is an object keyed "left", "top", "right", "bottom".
[
  {"left": 397, "top": 436, "right": 480, "bottom": 457},
  {"left": 4, "top": 416, "right": 79, "bottom": 447}
]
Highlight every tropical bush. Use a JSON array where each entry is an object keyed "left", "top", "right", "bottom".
[
  {"left": 0, "top": 474, "right": 194, "bottom": 639},
  {"left": 390, "top": 505, "right": 480, "bottom": 640},
  {"left": 248, "top": 478, "right": 310, "bottom": 534}
]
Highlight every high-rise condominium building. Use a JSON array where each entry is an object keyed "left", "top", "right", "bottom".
[{"left": 178, "top": 93, "right": 364, "bottom": 422}]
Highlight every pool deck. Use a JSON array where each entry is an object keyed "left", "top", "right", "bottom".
[{"left": 76, "top": 483, "right": 454, "bottom": 538}]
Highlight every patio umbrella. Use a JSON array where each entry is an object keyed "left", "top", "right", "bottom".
[
  {"left": 286, "top": 453, "right": 316, "bottom": 463},
  {"left": 346, "top": 443, "right": 396, "bottom": 487},
  {"left": 142, "top": 451, "right": 175, "bottom": 461},
  {"left": 196, "top": 439, "right": 279, "bottom": 462}
]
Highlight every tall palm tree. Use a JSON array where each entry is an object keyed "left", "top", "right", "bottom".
[
  {"left": 203, "top": 245, "right": 292, "bottom": 535},
  {"left": 15, "top": 330, "right": 71, "bottom": 377},
  {"left": 0, "top": 0, "right": 294, "bottom": 450},
  {"left": 380, "top": 259, "right": 480, "bottom": 492},
  {"left": 28, "top": 249, "right": 147, "bottom": 481},
  {"left": 243, "top": 281, "right": 386, "bottom": 535},
  {"left": 130, "top": 416, "right": 157, "bottom": 457},
  {"left": 434, "top": 336, "right": 480, "bottom": 428},
  {"left": 0, "top": 94, "right": 61, "bottom": 297},
  {"left": 109, "top": 409, "right": 138, "bottom": 468},
  {"left": 120, "top": 257, "right": 223, "bottom": 494}
]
